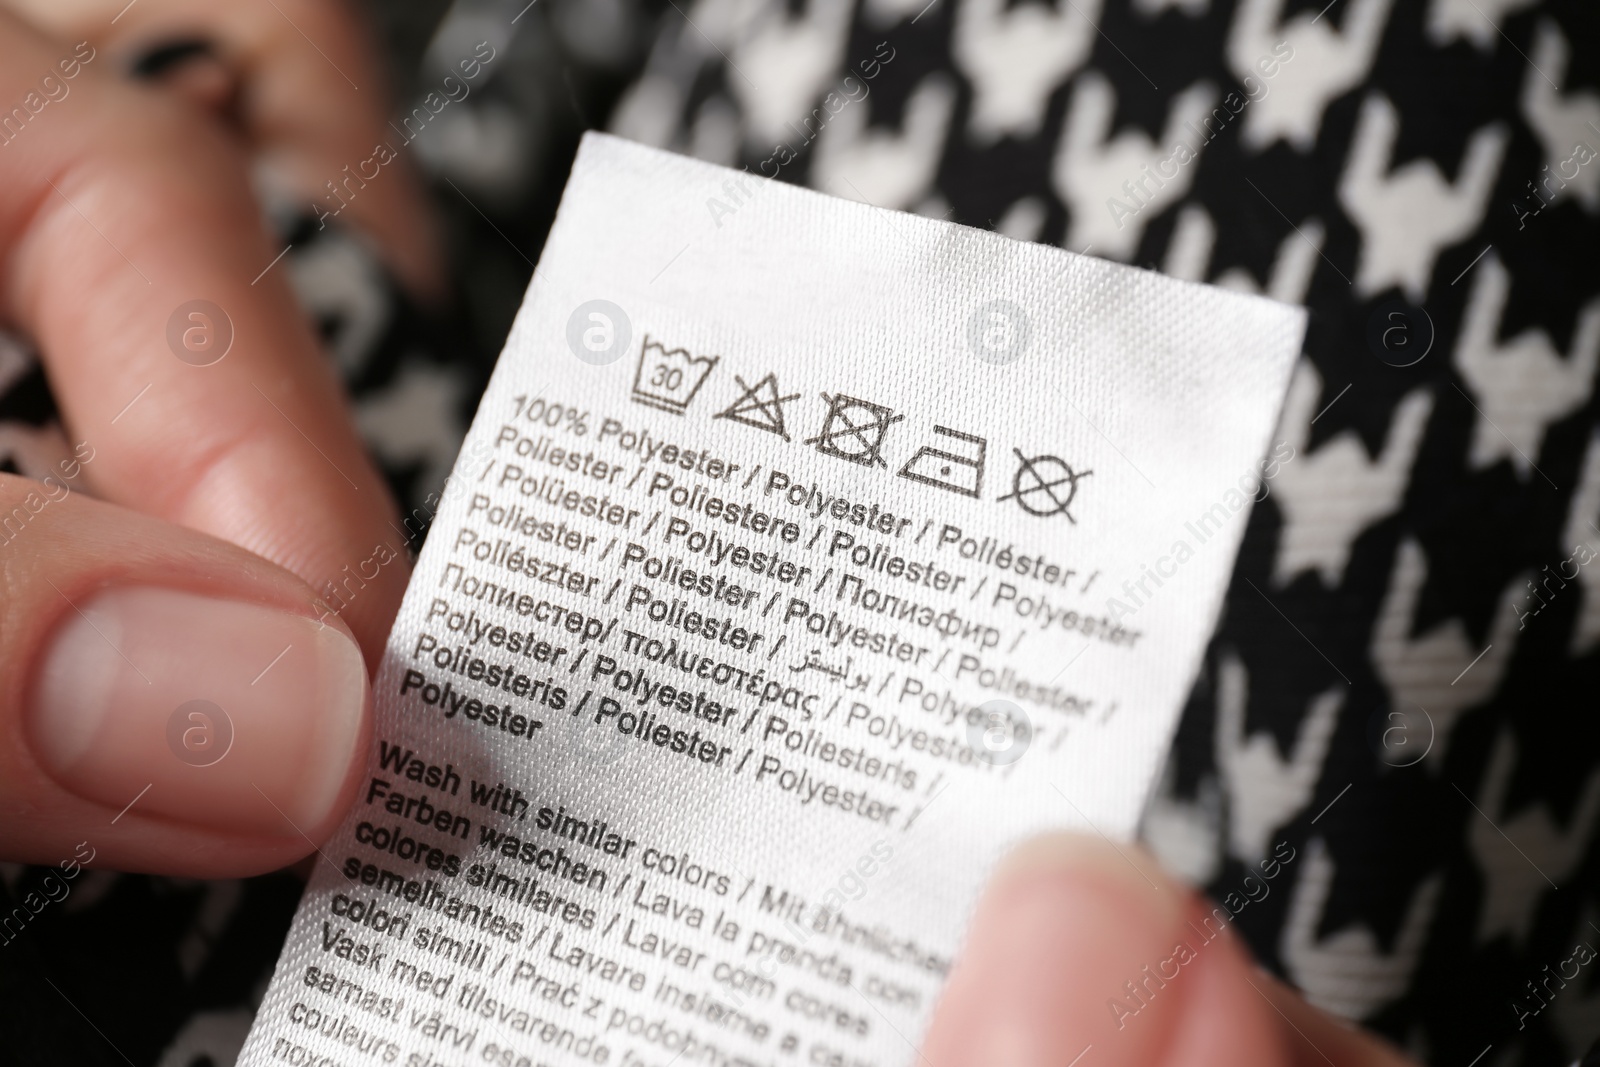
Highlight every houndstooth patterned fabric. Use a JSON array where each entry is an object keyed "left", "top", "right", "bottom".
[{"left": 2, "top": 1, "right": 1598, "bottom": 1063}]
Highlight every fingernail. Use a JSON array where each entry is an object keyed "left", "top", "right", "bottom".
[
  {"left": 28, "top": 587, "right": 368, "bottom": 838},
  {"left": 923, "top": 834, "right": 1187, "bottom": 1067}
]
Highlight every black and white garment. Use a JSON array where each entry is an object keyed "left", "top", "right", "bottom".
[{"left": 1, "top": 1, "right": 1598, "bottom": 1064}]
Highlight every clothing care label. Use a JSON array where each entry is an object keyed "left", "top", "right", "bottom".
[{"left": 240, "top": 133, "right": 1304, "bottom": 1067}]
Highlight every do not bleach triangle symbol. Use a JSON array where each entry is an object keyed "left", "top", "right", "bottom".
[{"left": 714, "top": 373, "right": 800, "bottom": 441}]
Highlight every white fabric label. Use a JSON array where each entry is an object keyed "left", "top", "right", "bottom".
[{"left": 239, "top": 132, "right": 1304, "bottom": 1067}]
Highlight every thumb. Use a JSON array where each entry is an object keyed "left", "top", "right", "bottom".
[
  {"left": 0, "top": 473, "right": 371, "bottom": 877},
  {"left": 922, "top": 832, "right": 1290, "bottom": 1067}
]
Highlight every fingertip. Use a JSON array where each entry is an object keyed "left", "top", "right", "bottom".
[
  {"left": 1247, "top": 967, "right": 1418, "bottom": 1067},
  {"left": 991, "top": 832, "right": 1184, "bottom": 918},
  {"left": 0, "top": 480, "right": 375, "bottom": 877},
  {"left": 1149, "top": 897, "right": 1293, "bottom": 1067},
  {"left": 922, "top": 833, "right": 1190, "bottom": 1067},
  {"left": 27, "top": 587, "right": 372, "bottom": 842}
]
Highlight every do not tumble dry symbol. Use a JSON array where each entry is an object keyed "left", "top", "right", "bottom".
[
  {"left": 715, "top": 373, "right": 800, "bottom": 440},
  {"left": 1000, "top": 449, "right": 1092, "bottom": 520},
  {"left": 805, "top": 393, "right": 904, "bottom": 468}
]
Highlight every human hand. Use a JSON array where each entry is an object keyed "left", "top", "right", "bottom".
[
  {"left": 922, "top": 834, "right": 1418, "bottom": 1067},
  {"left": 1, "top": 0, "right": 444, "bottom": 299},
  {"left": 0, "top": 2, "right": 428, "bottom": 878}
]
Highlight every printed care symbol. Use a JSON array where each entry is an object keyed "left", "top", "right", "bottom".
[
  {"left": 630, "top": 335, "right": 719, "bottom": 415},
  {"left": 1365, "top": 299, "right": 1434, "bottom": 368},
  {"left": 967, "top": 299, "right": 1031, "bottom": 366},
  {"left": 967, "top": 699, "right": 1032, "bottom": 766},
  {"left": 715, "top": 373, "right": 800, "bottom": 440},
  {"left": 898, "top": 425, "right": 986, "bottom": 497},
  {"left": 165, "top": 700, "right": 234, "bottom": 768},
  {"left": 1367, "top": 704, "right": 1434, "bottom": 768},
  {"left": 1000, "top": 449, "right": 1092, "bottom": 520},
  {"left": 805, "top": 393, "right": 904, "bottom": 468},
  {"left": 166, "top": 300, "right": 233, "bottom": 366},
  {"left": 565, "top": 299, "right": 632, "bottom": 366}
]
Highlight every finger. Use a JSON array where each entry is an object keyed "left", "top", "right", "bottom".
[
  {"left": 920, "top": 833, "right": 1288, "bottom": 1067},
  {"left": 1250, "top": 968, "right": 1417, "bottom": 1067},
  {"left": 0, "top": 12, "right": 408, "bottom": 664},
  {"left": 127, "top": 38, "right": 240, "bottom": 118},
  {"left": 2, "top": 0, "right": 444, "bottom": 299},
  {"left": 1, "top": 474, "right": 370, "bottom": 877},
  {"left": 1157, "top": 896, "right": 1294, "bottom": 1067}
]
